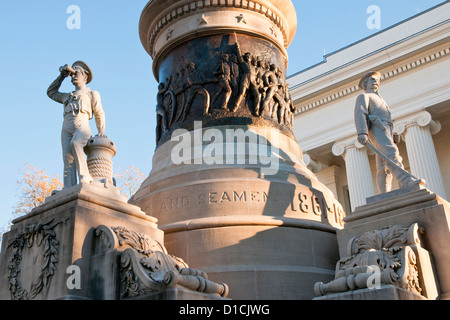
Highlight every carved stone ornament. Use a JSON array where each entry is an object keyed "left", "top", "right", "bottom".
[
  {"left": 314, "top": 223, "right": 426, "bottom": 297},
  {"left": 7, "top": 219, "right": 64, "bottom": 300},
  {"left": 85, "top": 135, "right": 117, "bottom": 186},
  {"left": 95, "top": 225, "right": 229, "bottom": 299},
  {"left": 139, "top": 0, "right": 298, "bottom": 147}
]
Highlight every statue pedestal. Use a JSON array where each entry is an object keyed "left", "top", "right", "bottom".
[
  {"left": 131, "top": 126, "right": 345, "bottom": 300},
  {"left": 0, "top": 183, "right": 162, "bottom": 300},
  {"left": 314, "top": 285, "right": 427, "bottom": 300},
  {"left": 0, "top": 183, "right": 229, "bottom": 300},
  {"left": 121, "top": 288, "right": 227, "bottom": 301},
  {"left": 131, "top": 0, "right": 346, "bottom": 300},
  {"left": 336, "top": 185, "right": 450, "bottom": 300}
]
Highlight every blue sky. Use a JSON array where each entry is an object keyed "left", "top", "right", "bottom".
[{"left": 0, "top": 0, "right": 446, "bottom": 228}]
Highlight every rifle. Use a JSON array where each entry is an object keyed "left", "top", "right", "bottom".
[
  {"left": 367, "top": 139, "right": 423, "bottom": 183},
  {"left": 234, "top": 32, "right": 242, "bottom": 56}
]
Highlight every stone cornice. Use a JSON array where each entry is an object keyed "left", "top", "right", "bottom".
[
  {"left": 293, "top": 45, "right": 450, "bottom": 116},
  {"left": 140, "top": 0, "right": 297, "bottom": 71}
]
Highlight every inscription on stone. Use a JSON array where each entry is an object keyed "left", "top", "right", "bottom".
[
  {"left": 161, "top": 196, "right": 191, "bottom": 211},
  {"left": 158, "top": 188, "right": 344, "bottom": 227},
  {"left": 198, "top": 191, "right": 268, "bottom": 204},
  {"left": 290, "top": 189, "right": 345, "bottom": 227},
  {"left": 291, "top": 190, "right": 322, "bottom": 215}
]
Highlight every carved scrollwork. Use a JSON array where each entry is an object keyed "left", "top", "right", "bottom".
[
  {"left": 94, "top": 225, "right": 229, "bottom": 299},
  {"left": 119, "top": 244, "right": 229, "bottom": 299},
  {"left": 401, "top": 246, "right": 422, "bottom": 294},
  {"left": 7, "top": 219, "right": 64, "bottom": 300},
  {"left": 349, "top": 224, "right": 411, "bottom": 255},
  {"left": 110, "top": 226, "right": 167, "bottom": 255},
  {"left": 314, "top": 224, "right": 426, "bottom": 298},
  {"left": 119, "top": 248, "right": 167, "bottom": 298}
]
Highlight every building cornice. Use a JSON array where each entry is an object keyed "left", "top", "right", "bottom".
[{"left": 293, "top": 43, "right": 450, "bottom": 116}]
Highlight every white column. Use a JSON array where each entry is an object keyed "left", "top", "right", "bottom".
[
  {"left": 332, "top": 138, "right": 375, "bottom": 211},
  {"left": 394, "top": 111, "right": 447, "bottom": 200}
]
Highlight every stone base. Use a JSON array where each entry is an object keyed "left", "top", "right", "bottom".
[
  {"left": 162, "top": 217, "right": 340, "bottom": 300},
  {"left": 130, "top": 125, "right": 346, "bottom": 300},
  {"left": 0, "top": 183, "right": 162, "bottom": 300},
  {"left": 313, "top": 285, "right": 427, "bottom": 300},
  {"left": 365, "top": 184, "right": 425, "bottom": 204},
  {"left": 124, "top": 288, "right": 229, "bottom": 300},
  {"left": 205, "top": 266, "right": 335, "bottom": 300},
  {"left": 339, "top": 186, "right": 450, "bottom": 300}
]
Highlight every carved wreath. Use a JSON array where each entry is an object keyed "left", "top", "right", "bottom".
[{"left": 7, "top": 219, "right": 61, "bottom": 300}]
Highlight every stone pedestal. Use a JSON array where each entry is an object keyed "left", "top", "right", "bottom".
[
  {"left": 336, "top": 185, "right": 450, "bottom": 300},
  {"left": 133, "top": 0, "right": 346, "bottom": 299},
  {"left": 0, "top": 183, "right": 162, "bottom": 300},
  {"left": 131, "top": 126, "right": 345, "bottom": 299},
  {"left": 0, "top": 182, "right": 229, "bottom": 300},
  {"left": 314, "top": 285, "right": 427, "bottom": 300}
]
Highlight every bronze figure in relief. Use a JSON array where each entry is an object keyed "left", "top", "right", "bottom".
[{"left": 153, "top": 34, "right": 297, "bottom": 144}]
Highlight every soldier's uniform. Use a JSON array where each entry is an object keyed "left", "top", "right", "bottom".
[{"left": 354, "top": 71, "right": 420, "bottom": 193}]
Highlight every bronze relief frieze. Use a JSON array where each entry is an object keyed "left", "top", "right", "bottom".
[{"left": 154, "top": 34, "right": 296, "bottom": 146}]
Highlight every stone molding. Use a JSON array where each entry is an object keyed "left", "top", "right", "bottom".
[
  {"left": 140, "top": 0, "right": 296, "bottom": 65},
  {"left": 94, "top": 225, "right": 229, "bottom": 299},
  {"left": 394, "top": 111, "right": 442, "bottom": 137},
  {"left": 160, "top": 215, "right": 341, "bottom": 234},
  {"left": 294, "top": 46, "right": 450, "bottom": 115},
  {"left": 12, "top": 183, "right": 150, "bottom": 224},
  {"left": 314, "top": 223, "right": 433, "bottom": 298}
]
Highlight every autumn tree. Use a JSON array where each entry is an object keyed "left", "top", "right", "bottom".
[
  {"left": 10, "top": 164, "right": 145, "bottom": 215},
  {"left": 114, "top": 165, "right": 146, "bottom": 199},
  {"left": 12, "top": 163, "right": 63, "bottom": 217},
  {"left": 0, "top": 164, "right": 145, "bottom": 249},
  {"left": 0, "top": 163, "right": 63, "bottom": 249}
]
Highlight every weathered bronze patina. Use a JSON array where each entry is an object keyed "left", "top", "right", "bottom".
[{"left": 155, "top": 34, "right": 296, "bottom": 146}]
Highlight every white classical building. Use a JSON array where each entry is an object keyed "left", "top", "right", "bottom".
[{"left": 288, "top": 2, "right": 450, "bottom": 213}]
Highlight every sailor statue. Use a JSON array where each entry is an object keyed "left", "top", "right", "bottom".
[{"left": 47, "top": 61, "right": 106, "bottom": 188}]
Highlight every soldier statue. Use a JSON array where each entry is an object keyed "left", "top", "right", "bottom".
[{"left": 354, "top": 71, "right": 424, "bottom": 193}]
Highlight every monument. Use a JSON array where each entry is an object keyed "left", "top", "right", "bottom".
[
  {"left": 47, "top": 61, "right": 106, "bottom": 188},
  {"left": 312, "top": 71, "right": 450, "bottom": 300},
  {"left": 0, "top": 59, "right": 229, "bottom": 300},
  {"left": 130, "top": 0, "right": 345, "bottom": 300},
  {"left": 313, "top": 184, "right": 450, "bottom": 300},
  {"left": 1, "top": 1, "right": 449, "bottom": 302},
  {"left": 354, "top": 71, "right": 425, "bottom": 194}
]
